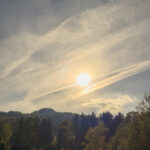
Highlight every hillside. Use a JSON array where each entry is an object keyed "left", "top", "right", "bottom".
[{"left": 0, "top": 108, "right": 76, "bottom": 131}]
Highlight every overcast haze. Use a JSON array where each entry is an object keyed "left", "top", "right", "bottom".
[{"left": 0, "top": 0, "right": 150, "bottom": 114}]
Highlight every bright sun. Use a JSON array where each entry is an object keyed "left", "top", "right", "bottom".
[{"left": 77, "top": 73, "right": 91, "bottom": 87}]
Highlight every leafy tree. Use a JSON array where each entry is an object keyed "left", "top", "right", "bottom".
[
  {"left": 84, "top": 121, "right": 109, "bottom": 150},
  {"left": 37, "top": 119, "right": 54, "bottom": 149},
  {"left": 11, "top": 117, "right": 40, "bottom": 149},
  {"left": 57, "top": 120, "right": 74, "bottom": 150},
  {"left": 0, "top": 121, "right": 12, "bottom": 150},
  {"left": 73, "top": 114, "right": 80, "bottom": 138},
  {"left": 111, "top": 110, "right": 150, "bottom": 150},
  {"left": 110, "top": 112, "right": 124, "bottom": 136},
  {"left": 80, "top": 113, "right": 98, "bottom": 139},
  {"left": 99, "top": 112, "right": 113, "bottom": 129},
  {"left": 136, "top": 93, "right": 150, "bottom": 113}
]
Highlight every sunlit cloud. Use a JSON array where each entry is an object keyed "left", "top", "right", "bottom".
[
  {"left": 80, "top": 95, "right": 136, "bottom": 114},
  {"left": 33, "top": 59, "right": 150, "bottom": 103}
]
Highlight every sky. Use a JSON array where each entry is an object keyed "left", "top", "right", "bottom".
[{"left": 0, "top": 0, "right": 150, "bottom": 115}]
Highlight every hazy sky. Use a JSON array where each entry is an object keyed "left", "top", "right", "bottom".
[{"left": 0, "top": 0, "right": 150, "bottom": 114}]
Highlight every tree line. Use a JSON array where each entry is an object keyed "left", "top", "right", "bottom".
[{"left": 0, "top": 94, "right": 150, "bottom": 150}]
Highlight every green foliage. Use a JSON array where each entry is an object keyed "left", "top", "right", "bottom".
[
  {"left": 111, "top": 110, "right": 150, "bottom": 150},
  {"left": 84, "top": 121, "right": 108, "bottom": 150},
  {"left": 12, "top": 117, "right": 40, "bottom": 149},
  {"left": 0, "top": 108, "right": 76, "bottom": 134},
  {"left": 11, "top": 117, "right": 54, "bottom": 150},
  {"left": 0, "top": 121, "right": 12, "bottom": 150},
  {"left": 38, "top": 119, "right": 53, "bottom": 149},
  {"left": 57, "top": 120, "right": 74, "bottom": 150}
]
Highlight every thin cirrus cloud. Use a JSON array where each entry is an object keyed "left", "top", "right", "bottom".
[
  {"left": 30, "top": 59, "right": 150, "bottom": 103},
  {"left": 0, "top": 0, "right": 150, "bottom": 114}
]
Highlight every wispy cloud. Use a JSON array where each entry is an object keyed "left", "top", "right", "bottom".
[
  {"left": 80, "top": 94, "right": 136, "bottom": 114},
  {"left": 86, "top": 60, "right": 150, "bottom": 95},
  {"left": 0, "top": 0, "right": 150, "bottom": 113},
  {"left": 32, "top": 59, "right": 150, "bottom": 102}
]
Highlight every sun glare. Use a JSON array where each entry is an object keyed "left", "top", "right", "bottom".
[{"left": 77, "top": 73, "right": 91, "bottom": 87}]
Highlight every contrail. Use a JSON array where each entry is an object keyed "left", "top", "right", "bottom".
[
  {"left": 63, "top": 59, "right": 150, "bottom": 102},
  {"left": 31, "top": 59, "right": 150, "bottom": 102},
  {"left": 31, "top": 83, "right": 76, "bottom": 101}
]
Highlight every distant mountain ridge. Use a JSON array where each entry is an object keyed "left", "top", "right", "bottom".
[
  {"left": 0, "top": 108, "right": 76, "bottom": 118},
  {"left": 32, "top": 108, "right": 76, "bottom": 119},
  {"left": 0, "top": 111, "right": 23, "bottom": 118},
  {"left": 0, "top": 108, "right": 77, "bottom": 131}
]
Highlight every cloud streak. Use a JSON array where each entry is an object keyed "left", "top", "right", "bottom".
[
  {"left": 31, "top": 59, "right": 150, "bottom": 103},
  {"left": 0, "top": 0, "right": 150, "bottom": 114}
]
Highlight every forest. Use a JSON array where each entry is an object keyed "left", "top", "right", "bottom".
[{"left": 0, "top": 94, "right": 150, "bottom": 150}]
